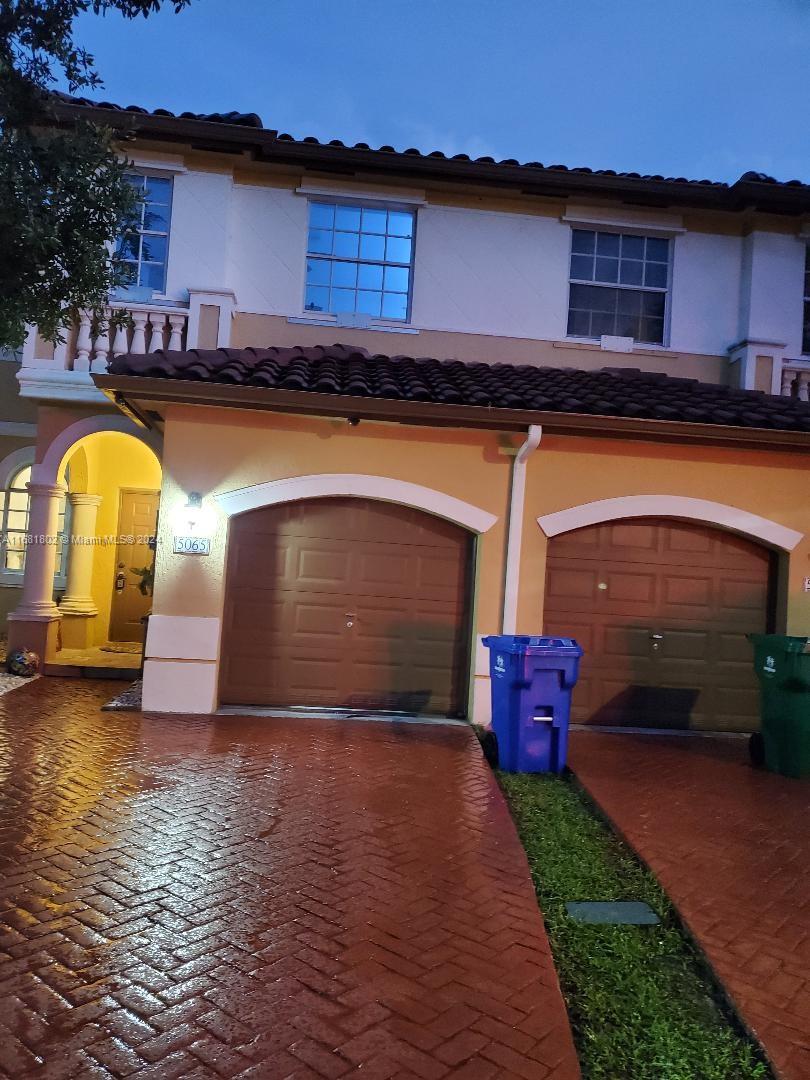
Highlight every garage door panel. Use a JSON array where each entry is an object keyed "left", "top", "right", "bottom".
[
  {"left": 545, "top": 518, "right": 772, "bottom": 731},
  {"left": 602, "top": 624, "right": 653, "bottom": 658},
  {"left": 719, "top": 578, "right": 770, "bottom": 613},
  {"left": 220, "top": 497, "right": 472, "bottom": 714},
  {"left": 610, "top": 522, "right": 659, "bottom": 551},
  {"left": 545, "top": 567, "right": 598, "bottom": 602},
  {"left": 606, "top": 571, "right": 656, "bottom": 604}
]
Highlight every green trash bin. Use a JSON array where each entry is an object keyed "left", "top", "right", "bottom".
[{"left": 748, "top": 634, "right": 810, "bottom": 779}]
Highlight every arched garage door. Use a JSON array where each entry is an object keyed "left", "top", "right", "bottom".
[
  {"left": 220, "top": 497, "right": 474, "bottom": 715},
  {"left": 543, "top": 518, "right": 775, "bottom": 731}
]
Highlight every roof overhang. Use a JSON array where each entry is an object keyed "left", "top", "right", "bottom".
[
  {"left": 93, "top": 373, "right": 810, "bottom": 453},
  {"left": 50, "top": 99, "right": 810, "bottom": 216}
]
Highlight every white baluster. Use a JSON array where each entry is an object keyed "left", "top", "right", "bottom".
[
  {"left": 111, "top": 317, "right": 129, "bottom": 356},
  {"left": 74, "top": 310, "right": 93, "bottom": 371},
  {"left": 148, "top": 312, "right": 166, "bottom": 352},
  {"left": 92, "top": 318, "right": 111, "bottom": 373},
  {"left": 799, "top": 372, "right": 810, "bottom": 402},
  {"left": 167, "top": 314, "right": 185, "bottom": 351},
  {"left": 781, "top": 367, "right": 795, "bottom": 397},
  {"left": 130, "top": 311, "right": 147, "bottom": 353},
  {"left": 53, "top": 337, "right": 69, "bottom": 371}
]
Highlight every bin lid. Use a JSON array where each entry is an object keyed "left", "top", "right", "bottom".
[
  {"left": 483, "top": 634, "right": 583, "bottom": 655},
  {"left": 748, "top": 633, "right": 810, "bottom": 654}
]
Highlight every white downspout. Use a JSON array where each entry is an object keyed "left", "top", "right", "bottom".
[{"left": 502, "top": 424, "right": 543, "bottom": 634}]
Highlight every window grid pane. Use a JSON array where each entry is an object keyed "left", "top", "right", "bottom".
[
  {"left": 2, "top": 468, "right": 68, "bottom": 577},
  {"left": 568, "top": 229, "right": 669, "bottom": 345},
  {"left": 305, "top": 202, "right": 414, "bottom": 321},
  {"left": 117, "top": 173, "right": 173, "bottom": 293}
]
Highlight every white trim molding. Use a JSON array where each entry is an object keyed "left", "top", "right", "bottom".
[
  {"left": 0, "top": 445, "right": 35, "bottom": 491},
  {"left": 296, "top": 179, "right": 427, "bottom": 206},
  {"left": 214, "top": 474, "right": 498, "bottom": 534},
  {"left": 537, "top": 495, "right": 803, "bottom": 552},
  {"left": 0, "top": 422, "right": 37, "bottom": 438},
  {"left": 38, "top": 414, "right": 162, "bottom": 484},
  {"left": 146, "top": 615, "right": 221, "bottom": 662}
]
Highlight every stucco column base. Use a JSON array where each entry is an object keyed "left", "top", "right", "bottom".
[
  {"left": 59, "top": 493, "right": 102, "bottom": 619},
  {"left": 7, "top": 613, "right": 61, "bottom": 663},
  {"left": 59, "top": 612, "right": 97, "bottom": 650}
]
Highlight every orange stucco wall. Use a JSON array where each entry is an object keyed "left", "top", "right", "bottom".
[
  {"left": 148, "top": 402, "right": 810, "bottom": 717},
  {"left": 152, "top": 405, "right": 511, "bottom": 635}
]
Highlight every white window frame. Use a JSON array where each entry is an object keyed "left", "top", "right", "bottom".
[
  {"left": 0, "top": 452, "right": 70, "bottom": 588},
  {"left": 802, "top": 245, "right": 810, "bottom": 356},
  {"left": 115, "top": 170, "right": 175, "bottom": 299},
  {"left": 303, "top": 198, "right": 417, "bottom": 324},
  {"left": 566, "top": 227, "right": 674, "bottom": 347}
]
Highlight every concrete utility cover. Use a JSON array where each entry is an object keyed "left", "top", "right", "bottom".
[{"left": 565, "top": 901, "right": 660, "bottom": 925}]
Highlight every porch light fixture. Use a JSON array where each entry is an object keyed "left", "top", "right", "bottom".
[{"left": 177, "top": 491, "right": 205, "bottom": 532}]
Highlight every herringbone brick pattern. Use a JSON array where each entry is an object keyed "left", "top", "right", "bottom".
[
  {"left": 0, "top": 679, "right": 579, "bottom": 1079},
  {"left": 570, "top": 731, "right": 810, "bottom": 1080}
]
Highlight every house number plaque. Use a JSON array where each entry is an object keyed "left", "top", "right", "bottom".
[{"left": 173, "top": 535, "right": 211, "bottom": 556}]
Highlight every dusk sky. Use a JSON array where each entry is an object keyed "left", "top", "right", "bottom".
[{"left": 71, "top": 0, "right": 810, "bottom": 184}]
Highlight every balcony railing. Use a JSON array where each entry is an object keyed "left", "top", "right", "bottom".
[
  {"left": 780, "top": 360, "right": 810, "bottom": 400},
  {"left": 36, "top": 302, "right": 189, "bottom": 375},
  {"left": 18, "top": 288, "right": 236, "bottom": 403}
]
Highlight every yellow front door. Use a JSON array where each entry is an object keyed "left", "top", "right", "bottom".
[{"left": 109, "top": 489, "right": 159, "bottom": 642}]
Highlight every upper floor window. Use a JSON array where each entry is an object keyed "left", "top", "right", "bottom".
[
  {"left": 116, "top": 173, "right": 174, "bottom": 293},
  {"left": 567, "top": 229, "right": 670, "bottom": 345},
  {"left": 0, "top": 466, "right": 69, "bottom": 579},
  {"left": 305, "top": 202, "right": 414, "bottom": 321},
  {"left": 803, "top": 247, "right": 810, "bottom": 354}
]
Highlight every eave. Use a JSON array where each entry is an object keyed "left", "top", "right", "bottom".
[{"left": 93, "top": 374, "right": 810, "bottom": 453}]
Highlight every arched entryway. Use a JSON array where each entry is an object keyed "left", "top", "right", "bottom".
[
  {"left": 7, "top": 415, "right": 162, "bottom": 666},
  {"left": 219, "top": 496, "right": 475, "bottom": 716},
  {"left": 543, "top": 517, "right": 776, "bottom": 731}
]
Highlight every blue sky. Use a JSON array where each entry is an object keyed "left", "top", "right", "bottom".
[{"left": 71, "top": 0, "right": 810, "bottom": 184}]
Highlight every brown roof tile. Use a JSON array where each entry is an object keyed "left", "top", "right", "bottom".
[{"left": 107, "top": 344, "right": 810, "bottom": 434}]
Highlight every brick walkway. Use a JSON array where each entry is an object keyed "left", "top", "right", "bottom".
[
  {"left": 0, "top": 679, "right": 579, "bottom": 1080},
  {"left": 570, "top": 731, "right": 810, "bottom": 1080}
]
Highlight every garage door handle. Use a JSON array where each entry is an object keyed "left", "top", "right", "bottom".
[{"left": 650, "top": 633, "right": 663, "bottom": 640}]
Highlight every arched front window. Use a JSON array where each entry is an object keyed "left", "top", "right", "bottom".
[{"left": 0, "top": 466, "right": 69, "bottom": 581}]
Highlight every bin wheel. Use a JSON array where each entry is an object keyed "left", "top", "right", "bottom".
[
  {"left": 749, "top": 731, "right": 765, "bottom": 769},
  {"left": 480, "top": 730, "right": 499, "bottom": 770}
]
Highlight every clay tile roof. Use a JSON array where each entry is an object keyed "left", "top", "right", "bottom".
[
  {"left": 52, "top": 92, "right": 265, "bottom": 129},
  {"left": 106, "top": 344, "right": 810, "bottom": 434},
  {"left": 50, "top": 95, "right": 810, "bottom": 206}
]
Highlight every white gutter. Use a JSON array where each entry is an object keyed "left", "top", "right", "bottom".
[{"left": 502, "top": 424, "right": 543, "bottom": 634}]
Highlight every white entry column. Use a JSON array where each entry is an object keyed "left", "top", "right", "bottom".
[
  {"left": 7, "top": 466, "right": 66, "bottom": 659},
  {"left": 59, "top": 493, "right": 102, "bottom": 616}
]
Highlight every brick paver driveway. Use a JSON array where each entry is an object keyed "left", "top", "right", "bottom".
[
  {"left": 0, "top": 679, "right": 579, "bottom": 1080},
  {"left": 570, "top": 730, "right": 810, "bottom": 1080}
]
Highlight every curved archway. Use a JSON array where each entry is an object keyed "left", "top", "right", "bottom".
[
  {"left": 537, "top": 495, "right": 801, "bottom": 552},
  {"left": 0, "top": 445, "right": 35, "bottom": 491},
  {"left": 35, "top": 414, "right": 162, "bottom": 484},
  {"left": 214, "top": 473, "right": 498, "bottom": 534}
]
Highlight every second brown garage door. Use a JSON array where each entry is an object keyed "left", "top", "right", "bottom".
[
  {"left": 220, "top": 497, "right": 473, "bottom": 715},
  {"left": 543, "top": 518, "right": 775, "bottom": 731}
]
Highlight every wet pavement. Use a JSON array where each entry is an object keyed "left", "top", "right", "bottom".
[
  {"left": 0, "top": 679, "right": 579, "bottom": 1079},
  {"left": 570, "top": 730, "right": 810, "bottom": 1080}
]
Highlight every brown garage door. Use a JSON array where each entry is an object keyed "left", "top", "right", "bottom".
[
  {"left": 543, "top": 518, "right": 774, "bottom": 731},
  {"left": 220, "top": 497, "right": 473, "bottom": 715}
]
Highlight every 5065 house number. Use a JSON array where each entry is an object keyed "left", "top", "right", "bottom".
[{"left": 173, "top": 535, "right": 211, "bottom": 556}]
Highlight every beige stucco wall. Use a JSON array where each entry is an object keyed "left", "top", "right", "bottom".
[
  {"left": 518, "top": 435, "right": 810, "bottom": 637},
  {"left": 232, "top": 313, "right": 730, "bottom": 385},
  {"left": 146, "top": 402, "right": 810, "bottom": 719}
]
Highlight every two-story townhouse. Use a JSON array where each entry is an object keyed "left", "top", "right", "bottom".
[{"left": 8, "top": 93, "right": 810, "bottom": 730}]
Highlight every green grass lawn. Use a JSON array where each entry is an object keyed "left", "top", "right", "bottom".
[{"left": 499, "top": 771, "right": 771, "bottom": 1080}]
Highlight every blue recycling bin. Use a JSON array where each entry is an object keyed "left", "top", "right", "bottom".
[{"left": 482, "top": 635, "right": 583, "bottom": 773}]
